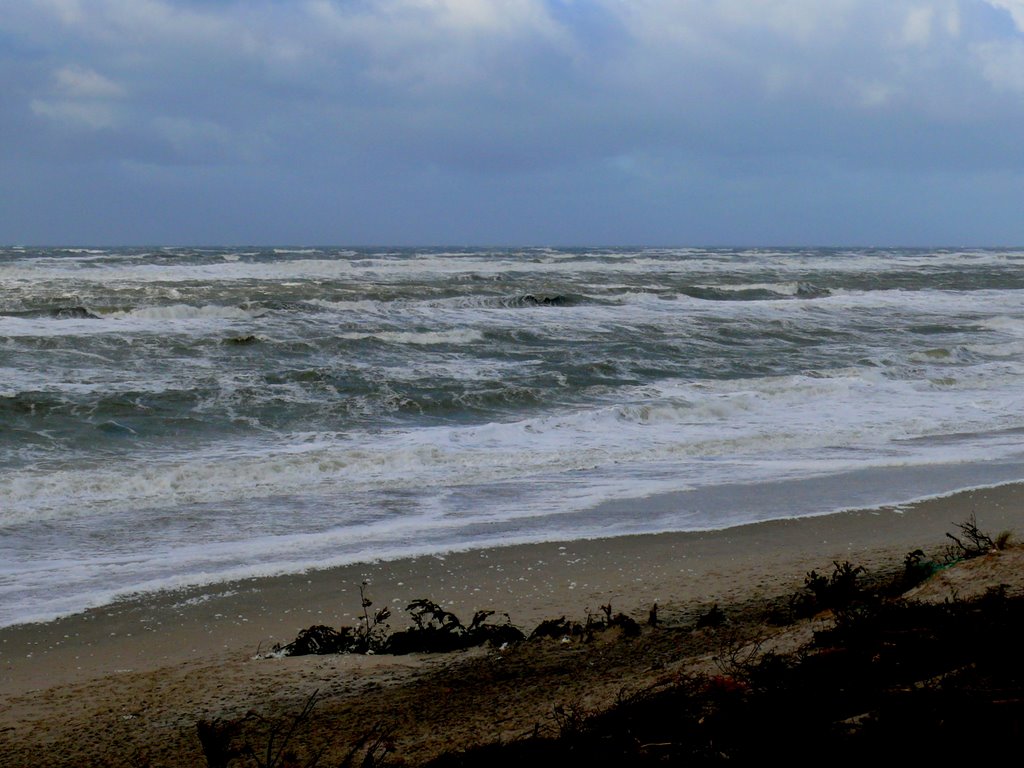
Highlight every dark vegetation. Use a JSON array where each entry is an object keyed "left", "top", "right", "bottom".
[
  {"left": 425, "top": 580, "right": 1024, "bottom": 764},
  {"left": 198, "top": 691, "right": 394, "bottom": 768},
  {"left": 269, "top": 582, "right": 530, "bottom": 657},
  {"left": 269, "top": 583, "right": 646, "bottom": 658},
  {"left": 202, "top": 517, "right": 1023, "bottom": 766}
]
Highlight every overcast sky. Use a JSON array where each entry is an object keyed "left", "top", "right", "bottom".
[{"left": 2, "top": 0, "right": 1024, "bottom": 246}]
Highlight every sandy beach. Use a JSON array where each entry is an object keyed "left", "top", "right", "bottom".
[{"left": 2, "top": 482, "right": 1023, "bottom": 766}]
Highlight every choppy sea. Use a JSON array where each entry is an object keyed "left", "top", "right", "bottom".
[{"left": 3, "top": 246, "right": 1024, "bottom": 627}]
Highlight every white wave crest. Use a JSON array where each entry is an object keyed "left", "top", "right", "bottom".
[
  {"left": 980, "top": 316, "right": 1024, "bottom": 336},
  {"left": 340, "top": 329, "right": 484, "bottom": 345},
  {"left": 304, "top": 298, "right": 386, "bottom": 313},
  {"left": 698, "top": 281, "right": 805, "bottom": 296},
  {"left": 7, "top": 359, "right": 1024, "bottom": 529},
  {"left": 99, "top": 304, "right": 262, "bottom": 321}
]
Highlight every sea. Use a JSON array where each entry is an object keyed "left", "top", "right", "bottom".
[{"left": 3, "top": 246, "right": 1024, "bottom": 628}]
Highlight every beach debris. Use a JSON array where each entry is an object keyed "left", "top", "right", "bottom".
[
  {"left": 275, "top": 625, "right": 355, "bottom": 656},
  {"left": 387, "top": 600, "right": 525, "bottom": 654},
  {"left": 598, "top": 602, "right": 642, "bottom": 638},
  {"left": 696, "top": 603, "right": 725, "bottom": 628},
  {"left": 529, "top": 604, "right": 641, "bottom": 644},
  {"left": 273, "top": 589, "right": 525, "bottom": 657},
  {"left": 529, "top": 616, "right": 586, "bottom": 642},
  {"left": 943, "top": 512, "right": 996, "bottom": 561},
  {"left": 269, "top": 583, "right": 654, "bottom": 658},
  {"left": 270, "top": 582, "right": 391, "bottom": 656},
  {"left": 270, "top": 596, "right": 648, "bottom": 657}
]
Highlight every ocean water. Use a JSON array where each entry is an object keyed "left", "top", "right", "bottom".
[{"left": 3, "top": 246, "right": 1024, "bottom": 627}]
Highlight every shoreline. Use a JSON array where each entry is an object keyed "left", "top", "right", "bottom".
[
  {"left": 11, "top": 458, "right": 1024, "bottom": 633},
  {"left": 4, "top": 480, "right": 1023, "bottom": 700},
  {"left": 8, "top": 467, "right": 1024, "bottom": 633}
]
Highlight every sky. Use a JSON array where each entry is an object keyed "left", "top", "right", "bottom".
[{"left": 2, "top": 0, "right": 1024, "bottom": 246}]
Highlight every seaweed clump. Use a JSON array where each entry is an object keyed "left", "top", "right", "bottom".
[
  {"left": 387, "top": 600, "right": 525, "bottom": 654},
  {"left": 272, "top": 594, "right": 648, "bottom": 657},
  {"left": 271, "top": 587, "right": 525, "bottom": 657}
]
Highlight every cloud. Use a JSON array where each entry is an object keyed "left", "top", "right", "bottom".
[
  {"left": 30, "top": 98, "right": 118, "bottom": 129},
  {"left": 597, "top": 1, "right": 971, "bottom": 107},
  {"left": 30, "top": 65, "right": 125, "bottom": 129},
  {"left": 4, "top": 3, "right": 1010, "bottom": 143},
  {"left": 901, "top": 6, "right": 935, "bottom": 46},
  {"left": 4, "top": 1, "right": 1024, "bottom": 244},
  {"left": 974, "top": 39, "right": 1024, "bottom": 91},
  {"left": 151, "top": 115, "right": 271, "bottom": 164},
  {"left": 53, "top": 66, "right": 124, "bottom": 98},
  {"left": 30, "top": 0, "right": 234, "bottom": 45},
  {"left": 984, "top": 0, "right": 1024, "bottom": 31},
  {"left": 31, "top": 0, "right": 86, "bottom": 25},
  {"left": 306, "top": 0, "right": 564, "bottom": 39},
  {"left": 849, "top": 79, "right": 899, "bottom": 108},
  {"left": 304, "top": 0, "right": 574, "bottom": 93}
]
